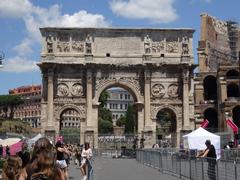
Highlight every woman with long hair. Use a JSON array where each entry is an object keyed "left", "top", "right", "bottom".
[
  {"left": 80, "top": 142, "right": 92, "bottom": 180},
  {"left": 55, "top": 141, "right": 70, "bottom": 180},
  {"left": 19, "top": 137, "right": 64, "bottom": 180},
  {"left": 2, "top": 155, "right": 22, "bottom": 180}
]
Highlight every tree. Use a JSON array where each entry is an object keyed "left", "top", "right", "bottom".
[
  {"left": 98, "top": 90, "right": 113, "bottom": 133},
  {"left": 116, "top": 115, "right": 126, "bottom": 127},
  {"left": 98, "top": 118, "right": 113, "bottom": 134},
  {"left": 0, "top": 119, "right": 31, "bottom": 134},
  {"left": 99, "top": 107, "right": 112, "bottom": 122},
  {"left": 0, "top": 95, "right": 23, "bottom": 119},
  {"left": 124, "top": 105, "right": 136, "bottom": 134},
  {"left": 99, "top": 90, "right": 110, "bottom": 108}
]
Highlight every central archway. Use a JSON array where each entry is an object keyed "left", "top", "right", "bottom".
[{"left": 96, "top": 84, "right": 140, "bottom": 149}]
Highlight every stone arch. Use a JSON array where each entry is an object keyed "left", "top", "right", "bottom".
[
  {"left": 227, "top": 83, "right": 240, "bottom": 97},
  {"left": 154, "top": 106, "right": 179, "bottom": 147},
  {"left": 151, "top": 105, "right": 180, "bottom": 121},
  {"left": 93, "top": 81, "right": 143, "bottom": 104},
  {"left": 203, "top": 75, "right": 217, "bottom": 100},
  {"left": 226, "top": 69, "right": 239, "bottom": 78},
  {"left": 56, "top": 104, "right": 85, "bottom": 120},
  {"left": 232, "top": 106, "right": 240, "bottom": 128},
  {"left": 203, "top": 108, "right": 218, "bottom": 132}
]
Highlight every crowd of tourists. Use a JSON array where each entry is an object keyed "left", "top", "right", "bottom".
[{"left": 0, "top": 138, "right": 92, "bottom": 180}]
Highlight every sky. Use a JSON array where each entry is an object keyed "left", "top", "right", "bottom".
[{"left": 0, "top": 0, "right": 239, "bottom": 94}]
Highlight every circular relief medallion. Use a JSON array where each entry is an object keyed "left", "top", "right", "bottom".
[
  {"left": 71, "top": 83, "right": 83, "bottom": 96},
  {"left": 57, "top": 83, "right": 69, "bottom": 96},
  {"left": 151, "top": 84, "right": 165, "bottom": 98},
  {"left": 167, "top": 84, "right": 178, "bottom": 98}
]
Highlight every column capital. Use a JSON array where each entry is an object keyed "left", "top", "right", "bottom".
[
  {"left": 182, "top": 68, "right": 189, "bottom": 83},
  {"left": 144, "top": 69, "right": 151, "bottom": 81}
]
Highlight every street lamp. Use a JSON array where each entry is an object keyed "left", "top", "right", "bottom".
[{"left": 0, "top": 51, "right": 4, "bottom": 68}]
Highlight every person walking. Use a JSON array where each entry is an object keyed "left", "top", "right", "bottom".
[
  {"left": 80, "top": 142, "right": 92, "bottom": 180},
  {"left": 17, "top": 142, "right": 30, "bottom": 168},
  {"left": 56, "top": 141, "right": 70, "bottom": 180},
  {"left": 199, "top": 140, "right": 216, "bottom": 180},
  {"left": 6, "top": 145, "right": 10, "bottom": 157}
]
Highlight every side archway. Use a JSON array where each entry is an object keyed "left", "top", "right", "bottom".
[
  {"left": 56, "top": 105, "right": 85, "bottom": 144},
  {"left": 56, "top": 104, "right": 86, "bottom": 120},
  {"left": 154, "top": 106, "right": 178, "bottom": 147}
]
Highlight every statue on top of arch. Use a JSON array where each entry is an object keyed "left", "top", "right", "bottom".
[
  {"left": 144, "top": 35, "right": 152, "bottom": 54},
  {"left": 85, "top": 34, "right": 93, "bottom": 54}
]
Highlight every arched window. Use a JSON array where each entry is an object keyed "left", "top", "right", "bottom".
[
  {"left": 232, "top": 106, "right": 240, "bottom": 128},
  {"left": 203, "top": 76, "right": 217, "bottom": 100},
  {"left": 226, "top": 70, "right": 239, "bottom": 79},
  {"left": 204, "top": 108, "right": 218, "bottom": 132},
  {"left": 227, "top": 83, "right": 240, "bottom": 97}
]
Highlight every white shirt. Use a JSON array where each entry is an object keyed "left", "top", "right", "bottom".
[{"left": 81, "top": 148, "right": 92, "bottom": 159}]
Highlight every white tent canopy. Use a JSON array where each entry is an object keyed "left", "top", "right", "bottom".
[
  {"left": 0, "top": 138, "right": 21, "bottom": 146},
  {"left": 27, "top": 133, "right": 42, "bottom": 147},
  {"left": 183, "top": 127, "right": 221, "bottom": 159}
]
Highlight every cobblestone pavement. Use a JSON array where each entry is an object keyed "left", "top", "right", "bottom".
[{"left": 68, "top": 157, "right": 180, "bottom": 180}]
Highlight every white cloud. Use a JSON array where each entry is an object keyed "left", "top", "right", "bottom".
[
  {"left": 0, "top": 0, "right": 32, "bottom": 18},
  {"left": 60, "top": 11, "right": 109, "bottom": 27},
  {"left": 0, "top": 1, "right": 110, "bottom": 73},
  {"left": 13, "top": 38, "right": 33, "bottom": 56},
  {"left": 110, "top": 0, "right": 178, "bottom": 23},
  {"left": 2, "top": 56, "right": 39, "bottom": 73}
]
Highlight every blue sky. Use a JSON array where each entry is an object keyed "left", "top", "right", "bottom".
[{"left": 0, "top": 0, "right": 239, "bottom": 94}]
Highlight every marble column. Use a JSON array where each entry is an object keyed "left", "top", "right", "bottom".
[
  {"left": 47, "top": 70, "right": 54, "bottom": 128},
  {"left": 86, "top": 70, "right": 93, "bottom": 127},
  {"left": 182, "top": 69, "right": 190, "bottom": 129},
  {"left": 144, "top": 70, "right": 151, "bottom": 129}
]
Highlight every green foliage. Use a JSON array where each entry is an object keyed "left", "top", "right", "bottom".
[
  {"left": 0, "top": 119, "right": 32, "bottom": 134},
  {"left": 124, "top": 105, "right": 136, "bottom": 133},
  {"left": 98, "top": 118, "right": 113, "bottom": 134},
  {"left": 99, "top": 107, "right": 112, "bottom": 122},
  {"left": 156, "top": 109, "right": 176, "bottom": 135},
  {"left": 99, "top": 90, "right": 110, "bottom": 108},
  {"left": 116, "top": 115, "right": 126, "bottom": 127},
  {"left": 60, "top": 128, "right": 80, "bottom": 134},
  {"left": 98, "top": 90, "right": 113, "bottom": 134},
  {"left": 157, "top": 110, "right": 172, "bottom": 127},
  {"left": 0, "top": 95, "right": 23, "bottom": 119}
]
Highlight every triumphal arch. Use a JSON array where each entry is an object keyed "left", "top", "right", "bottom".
[{"left": 39, "top": 27, "right": 195, "bottom": 148}]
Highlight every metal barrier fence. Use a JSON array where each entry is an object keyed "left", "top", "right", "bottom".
[
  {"left": 94, "top": 148, "right": 136, "bottom": 158},
  {"left": 136, "top": 149, "right": 240, "bottom": 180}
]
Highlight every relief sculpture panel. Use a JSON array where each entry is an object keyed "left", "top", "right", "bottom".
[
  {"left": 57, "top": 83, "right": 69, "bottom": 96},
  {"left": 152, "top": 41, "right": 164, "bottom": 54},
  {"left": 57, "top": 33, "right": 70, "bottom": 52},
  {"left": 166, "top": 41, "right": 179, "bottom": 53},
  {"left": 151, "top": 83, "right": 165, "bottom": 98},
  {"left": 167, "top": 84, "right": 179, "bottom": 98},
  {"left": 71, "top": 83, "right": 83, "bottom": 97}
]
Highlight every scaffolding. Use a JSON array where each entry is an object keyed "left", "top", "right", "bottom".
[{"left": 227, "top": 20, "right": 239, "bottom": 59}]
